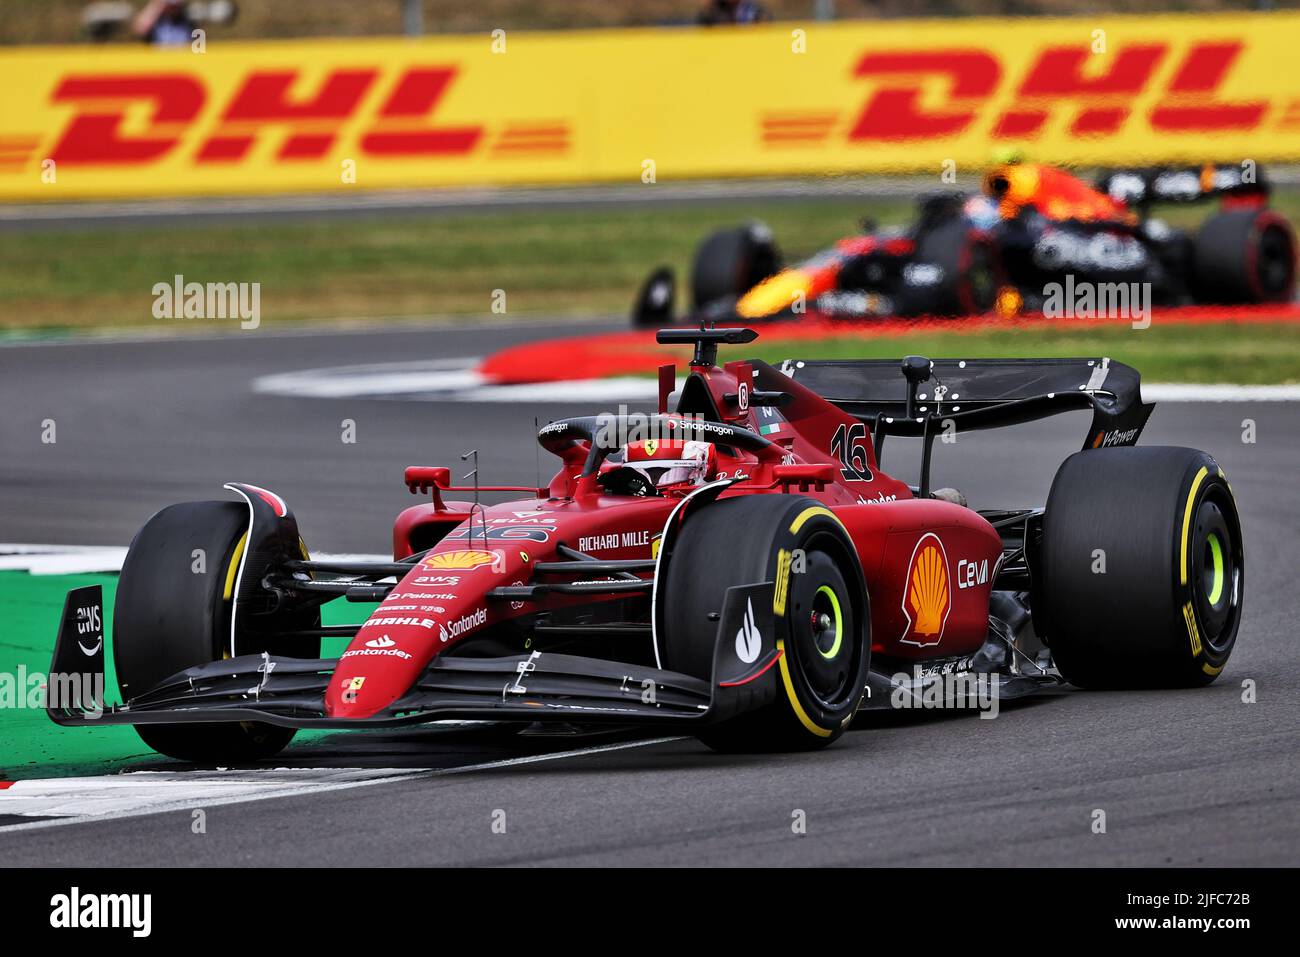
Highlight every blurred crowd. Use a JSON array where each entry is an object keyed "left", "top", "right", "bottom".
[{"left": 0, "top": 0, "right": 1282, "bottom": 46}]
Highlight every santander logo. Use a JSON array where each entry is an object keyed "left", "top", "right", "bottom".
[{"left": 735, "top": 598, "right": 761, "bottom": 664}]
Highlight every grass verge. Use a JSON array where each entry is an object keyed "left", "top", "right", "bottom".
[
  {"left": 0, "top": 570, "right": 372, "bottom": 777},
  {"left": 8, "top": 187, "right": 1300, "bottom": 331},
  {"left": 747, "top": 320, "right": 1300, "bottom": 384}
]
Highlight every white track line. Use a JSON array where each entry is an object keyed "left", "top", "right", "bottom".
[
  {"left": 0, "top": 737, "right": 684, "bottom": 834},
  {"left": 254, "top": 358, "right": 1300, "bottom": 405},
  {"left": 1143, "top": 383, "right": 1300, "bottom": 401},
  {"left": 253, "top": 360, "right": 657, "bottom": 403},
  {"left": 0, "top": 546, "right": 389, "bottom": 576}
]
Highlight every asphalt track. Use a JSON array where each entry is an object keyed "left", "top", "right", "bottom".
[
  {"left": 0, "top": 175, "right": 973, "bottom": 233},
  {"left": 0, "top": 319, "right": 1297, "bottom": 866}
]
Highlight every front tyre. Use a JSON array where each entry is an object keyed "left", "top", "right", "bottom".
[
  {"left": 1040, "top": 447, "right": 1243, "bottom": 688},
  {"left": 661, "top": 496, "right": 870, "bottom": 751},
  {"left": 115, "top": 501, "right": 298, "bottom": 762},
  {"left": 689, "top": 222, "right": 781, "bottom": 310}
]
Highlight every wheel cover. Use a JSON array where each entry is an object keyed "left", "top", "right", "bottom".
[
  {"left": 789, "top": 547, "right": 855, "bottom": 706},
  {"left": 1191, "top": 494, "right": 1240, "bottom": 651},
  {"left": 812, "top": 585, "right": 843, "bottom": 660}
]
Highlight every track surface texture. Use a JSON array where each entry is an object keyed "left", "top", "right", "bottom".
[{"left": 0, "top": 319, "right": 1296, "bottom": 866}]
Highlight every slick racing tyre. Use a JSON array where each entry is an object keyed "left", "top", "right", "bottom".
[
  {"left": 690, "top": 222, "right": 781, "bottom": 310},
  {"left": 1039, "top": 448, "right": 1243, "bottom": 688},
  {"left": 902, "top": 218, "right": 999, "bottom": 317},
  {"left": 1193, "top": 208, "right": 1296, "bottom": 304},
  {"left": 662, "top": 496, "right": 870, "bottom": 751},
  {"left": 115, "top": 501, "right": 300, "bottom": 762}
]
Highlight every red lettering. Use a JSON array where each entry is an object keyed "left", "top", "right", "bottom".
[
  {"left": 995, "top": 45, "right": 1165, "bottom": 138},
  {"left": 1150, "top": 42, "right": 1266, "bottom": 132},
  {"left": 360, "top": 68, "right": 482, "bottom": 156},
  {"left": 849, "top": 51, "right": 999, "bottom": 141},
  {"left": 198, "top": 69, "right": 377, "bottom": 162},
  {"left": 49, "top": 75, "right": 204, "bottom": 165}
]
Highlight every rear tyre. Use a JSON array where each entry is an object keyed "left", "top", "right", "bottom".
[
  {"left": 115, "top": 501, "right": 299, "bottom": 762},
  {"left": 1193, "top": 208, "right": 1296, "bottom": 304},
  {"left": 690, "top": 222, "right": 781, "bottom": 310},
  {"left": 1040, "top": 447, "right": 1243, "bottom": 688},
  {"left": 661, "top": 496, "right": 870, "bottom": 752},
  {"left": 904, "top": 218, "right": 999, "bottom": 316}
]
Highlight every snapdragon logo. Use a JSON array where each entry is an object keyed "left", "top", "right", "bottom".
[
  {"left": 152, "top": 274, "right": 261, "bottom": 330},
  {"left": 1042, "top": 275, "right": 1151, "bottom": 329},
  {"left": 591, "top": 406, "right": 705, "bottom": 450},
  {"left": 50, "top": 887, "right": 151, "bottom": 937}
]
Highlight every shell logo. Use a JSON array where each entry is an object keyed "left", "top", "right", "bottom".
[
  {"left": 424, "top": 550, "right": 499, "bottom": 571},
  {"left": 901, "top": 533, "right": 951, "bottom": 647}
]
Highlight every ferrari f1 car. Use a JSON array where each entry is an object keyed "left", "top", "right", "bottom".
[
  {"left": 632, "top": 162, "right": 1296, "bottom": 325},
  {"left": 48, "top": 327, "right": 1243, "bottom": 758}
]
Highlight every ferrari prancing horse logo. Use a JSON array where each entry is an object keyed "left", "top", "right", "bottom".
[{"left": 900, "top": 533, "right": 951, "bottom": 647}]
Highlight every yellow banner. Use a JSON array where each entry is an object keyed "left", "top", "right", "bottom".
[{"left": 2, "top": 13, "right": 1298, "bottom": 200}]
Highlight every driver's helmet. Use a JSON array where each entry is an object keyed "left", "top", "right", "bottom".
[
  {"left": 605, "top": 438, "right": 717, "bottom": 494},
  {"left": 963, "top": 194, "right": 1000, "bottom": 231}
]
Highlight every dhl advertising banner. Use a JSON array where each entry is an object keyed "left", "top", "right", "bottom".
[{"left": 2, "top": 13, "right": 1299, "bottom": 200}]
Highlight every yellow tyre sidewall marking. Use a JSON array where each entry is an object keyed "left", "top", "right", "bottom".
[
  {"left": 776, "top": 638, "right": 833, "bottom": 738},
  {"left": 773, "top": 548, "right": 792, "bottom": 617},
  {"left": 789, "top": 505, "right": 844, "bottom": 535},
  {"left": 1179, "top": 466, "right": 1209, "bottom": 586},
  {"left": 223, "top": 530, "right": 249, "bottom": 602},
  {"left": 774, "top": 505, "right": 853, "bottom": 735},
  {"left": 1182, "top": 601, "right": 1203, "bottom": 657}
]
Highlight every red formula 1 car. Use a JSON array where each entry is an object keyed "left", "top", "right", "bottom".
[{"left": 48, "top": 328, "right": 1243, "bottom": 757}]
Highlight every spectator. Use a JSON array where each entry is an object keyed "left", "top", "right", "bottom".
[
  {"left": 698, "top": 0, "right": 770, "bottom": 25},
  {"left": 133, "top": 0, "right": 196, "bottom": 46}
]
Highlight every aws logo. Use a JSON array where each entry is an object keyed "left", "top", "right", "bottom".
[{"left": 901, "top": 533, "right": 951, "bottom": 647}]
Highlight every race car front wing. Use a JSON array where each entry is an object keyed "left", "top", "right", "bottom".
[{"left": 44, "top": 584, "right": 778, "bottom": 731}]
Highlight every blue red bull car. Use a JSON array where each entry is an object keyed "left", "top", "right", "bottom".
[{"left": 48, "top": 327, "right": 1243, "bottom": 758}]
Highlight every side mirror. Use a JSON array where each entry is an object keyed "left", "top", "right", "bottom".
[{"left": 773, "top": 463, "right": 837, "bottom": 492}]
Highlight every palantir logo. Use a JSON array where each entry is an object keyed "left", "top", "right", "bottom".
[{"left": 50, "top": 887, "right": 151, "bottom": 937}]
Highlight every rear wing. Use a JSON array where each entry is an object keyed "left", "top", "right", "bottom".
[
  {"left": 1098, "top": 164, "right": 1269, "bottom": 208},
  {"left": 775, "top": 356, "right": 1154, "bottom": 453}
]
